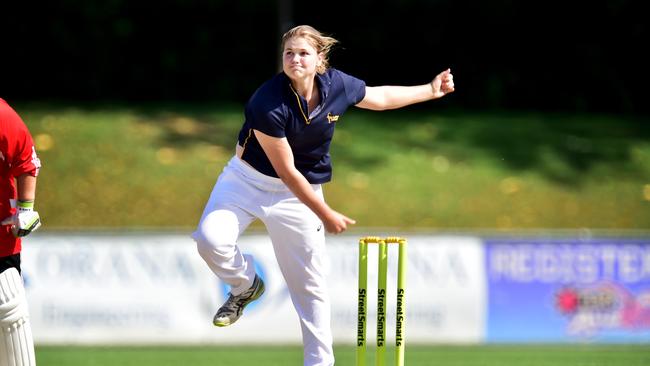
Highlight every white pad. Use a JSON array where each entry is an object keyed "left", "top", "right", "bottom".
[{"left": 0, "top": 268, "right": 36, "bottom": 366}]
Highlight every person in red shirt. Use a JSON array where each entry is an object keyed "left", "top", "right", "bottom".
[{"left": 0, "top": 98, "right": 41, "bottom": 366}]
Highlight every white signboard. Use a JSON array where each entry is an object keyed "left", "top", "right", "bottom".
[
  {"left": 21, "top": 233, "right": 486, "bottom": 345},
  {"left": 327, "top": 236, "right": 486, "bottom": 344}
]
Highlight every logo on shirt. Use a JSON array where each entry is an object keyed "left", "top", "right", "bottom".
[
  {"left": 326, "top": 112, "right": 339, "bottom": 123},
  {"left": 31, "top": 146, "right": 41, "bottom": 175}
]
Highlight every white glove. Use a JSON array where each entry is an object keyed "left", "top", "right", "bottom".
[{"left": 1, "top": 200, "right": 42, "bottom": 237}]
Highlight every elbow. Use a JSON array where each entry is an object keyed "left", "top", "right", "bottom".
[
  {"left": 364, "top": 103, "right": 391, "bottom": 111},
  {"left": 276, "top": 170, "right": 289, "bottom": 181},
  {"left": 375, "top": 96, "right": 402, "bottom": 111},
  {"left": 374, "top": 104, "right": 398, "bottom": 111},
  {"left": 274, "top": 167, "right": 295, "bottom": 183}
]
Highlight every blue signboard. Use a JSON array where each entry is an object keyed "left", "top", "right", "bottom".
[{"left": 485, "top": 238, "right": 650, "bottom": 342}]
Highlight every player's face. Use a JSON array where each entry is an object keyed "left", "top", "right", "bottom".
[{"left": 282, "top": 37, "right": 323, "bottom": 80}]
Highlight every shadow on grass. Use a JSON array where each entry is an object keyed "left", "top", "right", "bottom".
[
  {"left": 332, "top": 109, "right": 650, "bottom": 185},
  {"left": 132, "top": 102, "right": 245, "bottom": 148},
  {"left": 28, "top": 101, "right": 649, "bottom": 186},
  {"left": 133, "top": 105, "right": 650, "bottom": 186}
]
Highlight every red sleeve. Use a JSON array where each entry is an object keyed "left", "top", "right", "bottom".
[{"left": 0, "top": 99, "right": 41, "bottom": 177}]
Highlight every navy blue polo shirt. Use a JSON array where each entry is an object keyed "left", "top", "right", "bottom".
[{"left": 237, "top": 68, "right": 366, "bottom": 184}]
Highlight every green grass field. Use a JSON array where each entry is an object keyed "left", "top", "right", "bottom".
[
  {"left": 14, "top": 102, "right": 650, "bottom": 230},
  {"left": 36, "top": 344, "right": 650, "bottom": 366}
]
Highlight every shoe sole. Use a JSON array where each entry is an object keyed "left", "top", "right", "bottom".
[{"left": 213, "top": 279, "right": 265, "bottom": 327}]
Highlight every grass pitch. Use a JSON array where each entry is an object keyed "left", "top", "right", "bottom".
[{"left": 36, "top": 344, "right": 650, "bottom": 366}]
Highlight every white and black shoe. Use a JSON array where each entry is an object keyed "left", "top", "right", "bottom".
[{"left": 213, "top": 275, "right": 265, "bottom": 327}]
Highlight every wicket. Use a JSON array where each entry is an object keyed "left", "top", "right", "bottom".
[{"left": 357, "top": 236, "right": 407, "bottom": 366}]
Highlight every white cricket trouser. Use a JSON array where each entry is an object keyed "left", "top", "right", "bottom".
[{"left": 192, "top": 156, "right": 333, "bottom": 366}]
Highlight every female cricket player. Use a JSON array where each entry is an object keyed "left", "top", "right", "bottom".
[
  {"left": 0, "top": 98, "right": 42, "bottom": 366},
  {"left": 192, "top": 25, "right": 454, "bottom": 366}
]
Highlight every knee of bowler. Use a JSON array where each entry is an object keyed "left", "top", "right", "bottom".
[
  {"left": 192, "top": 223, "right": 229, "bottom": 246},
  {"left": 194, "top": 232, "right": 237, "bottom": 259},
  {"left": 0, "top": 269, "right": 30, "bottom": 326}
]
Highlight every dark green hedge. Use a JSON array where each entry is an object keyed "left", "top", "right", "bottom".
[{"left": 2, "top": 0, "right": 646, "bottom": 115}]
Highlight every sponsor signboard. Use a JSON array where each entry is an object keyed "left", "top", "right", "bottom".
[
  {"left": 23, "top": 233, "right": 647, "bottom": 344},
  {"left": 21, "top": 233, "right": 486, "bottom": 344},
  {"left": 328, "top": 235, "right": 486, "bottom": 344},
  {"left": 486, "top": 238, "right": 650, "bottom": 342}
]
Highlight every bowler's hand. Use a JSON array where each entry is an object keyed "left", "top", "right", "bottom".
[
  {"left": 431, "top": 68, "right": 455, "bottom": 98},
  {"left": 323, "top": 210, "right": 356, "bottom": 234}
]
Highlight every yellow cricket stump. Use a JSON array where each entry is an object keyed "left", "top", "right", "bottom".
[{"left": 357, "top": 236, "right": 407, "bottom": 366}]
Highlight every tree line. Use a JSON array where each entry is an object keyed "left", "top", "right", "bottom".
[{"left": 2, "top": 0, "right": 645, "bottom": 115}]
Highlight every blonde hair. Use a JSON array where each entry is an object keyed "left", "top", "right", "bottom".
[{"left": 282, "top": 25, "right": 339, "bottom": 74}]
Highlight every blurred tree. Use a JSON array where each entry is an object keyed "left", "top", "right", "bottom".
[{"left": 1, "top": 0, "right": 646, "bottom": 115}]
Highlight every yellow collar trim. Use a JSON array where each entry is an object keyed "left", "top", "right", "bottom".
[{"left": 289, "top": 84, "right": 311, "bottom": 125}]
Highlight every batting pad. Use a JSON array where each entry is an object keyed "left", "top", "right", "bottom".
[{"left": 0, "top": 267, "right": 36, "bottom": 366}]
